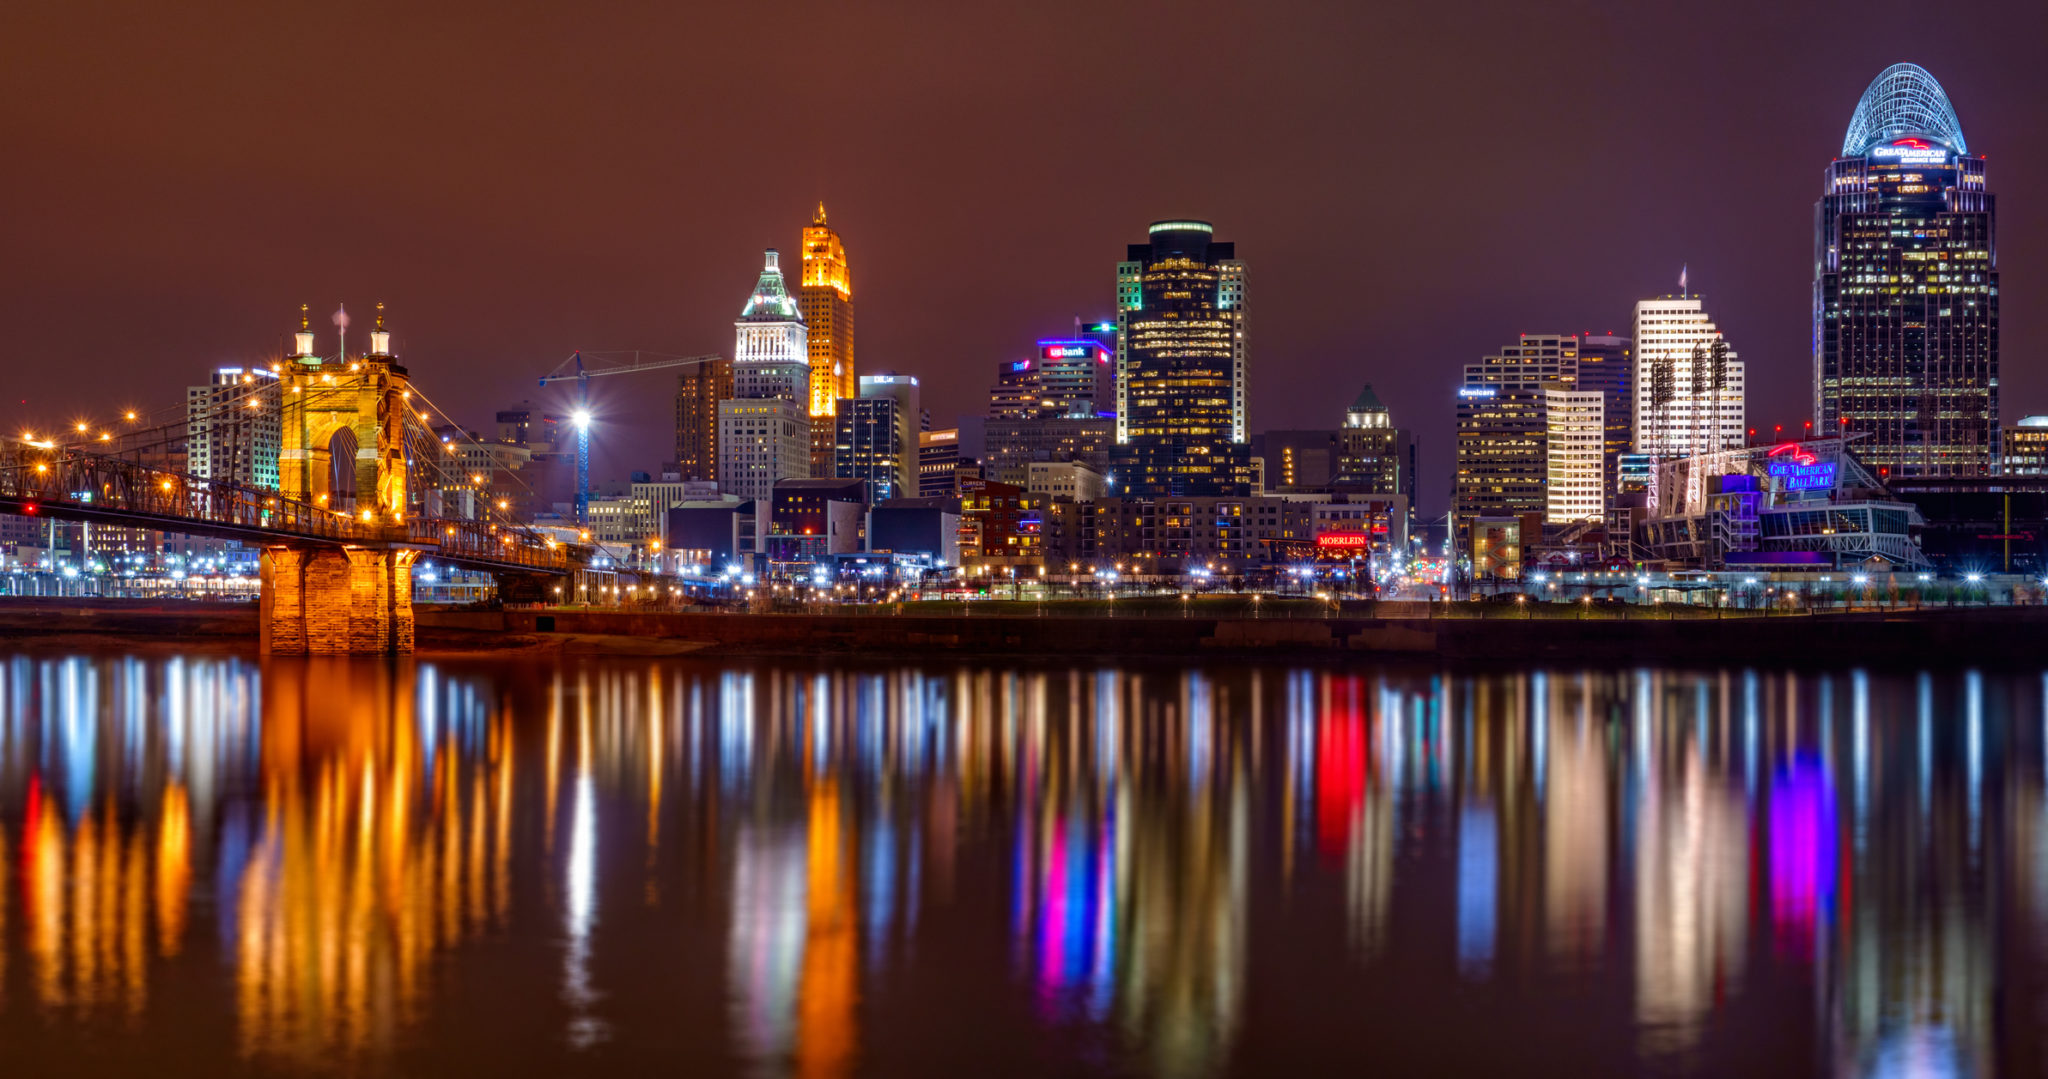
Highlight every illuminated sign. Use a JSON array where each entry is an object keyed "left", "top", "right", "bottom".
[
  {"left": 1871, "top": 137, "right": 1949, "bottom": 166},
  {"left": 1456, "top": 387, "right": 1497, "bottom": 398},
  {"left": 1768, "top": 459, "right": 1837, "bottom": 491},
  {"left": 1009, "top": 360, "right": 1032, "bottom": 372},
  {"left": 1316, "top": 531, "right": 1373, "bottom": 550},
  {"left": 1041, "top": 345, "right": 1094, "bottom": 360}
]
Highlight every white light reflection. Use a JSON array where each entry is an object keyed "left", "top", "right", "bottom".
[{"left": 562, "top": 708, "right": 606, "bottom": 1048}]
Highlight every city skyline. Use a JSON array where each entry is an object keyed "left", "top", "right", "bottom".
[{"left": 5, "top": 5, "right": 2047, "bottom": 516}]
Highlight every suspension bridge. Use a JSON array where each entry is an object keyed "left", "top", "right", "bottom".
[{"left": 1, "top": 305, "right": 609, "bottom": 655}]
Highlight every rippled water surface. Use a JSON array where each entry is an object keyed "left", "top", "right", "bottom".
[{"left": 0, "top": 651, "right": 2043, "bottom": 1076}]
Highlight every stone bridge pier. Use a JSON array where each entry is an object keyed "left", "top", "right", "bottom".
[{"left": 260, "top": 546, "right": 418, "bottom": 655}]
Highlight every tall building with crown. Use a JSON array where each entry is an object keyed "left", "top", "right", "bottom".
[
  {"left": 718, "top": 250, "right": 812, "bottom": 502},
  {"left": 1113, "top": 220, "right": 1251, "bottom": 497},
  {"left": 801, "top": 203, "right": 855, "bottom": 475},
  {"left": 1816, "top": 62, "right": 1997, "bottom": 477}
]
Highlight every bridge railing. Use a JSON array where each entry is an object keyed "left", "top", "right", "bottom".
[
  {"left": 0, "top": 445, "right": 382, "bottom": 541},
  {"left": 408, "top": 517, "right": 577, "bottom": 572},
  {"left": 0, "top": 444, "right": 586, "bottom": 574}
]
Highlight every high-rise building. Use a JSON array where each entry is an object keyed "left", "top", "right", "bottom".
[
  {"left": 718, "top": 250, "right": 811, "bottom": 502},
  {"left": 1573, "top": 335, "right": 1633, "bottom": 491},
  {"left": 1113, "top": 220, "right": 1250, "bottom": 497},
  {"left": 186, "top": 366, "right": 282, "bottom": 490},
  {"left": 1029, "top": 339, "right": 1114, "bottom": 418},
  {"left": 1542, "top": 383, "right": 1604, "bottom": 524},
  {"left": 1631, "top": 297, "right": 1744, "bottom": 459},
  {"left": 800, "top": 203, "right": 855, "bottom": 475},
  {"left": 918, "top": 429, "right": 961, "bottom": 498},
  {"left": 674, "top": 357, "right": 733, "bottom": 482},
  {"left": 987, "top": 339, "right": 1114, "bottom": 423},
  {"left": 1816, "top": 63, "right": 1997, "bottom": 477},
  {"left": 988, "top": 358, "right": 1043, "bottom": 423},
  {"left": 1454, "top": 335, "right": 1578, "bottom": 519},
  {"left": 1335, "top": 384, "right": 1415, "bottom": 503},
  {"left": 835, "top": 373, "right": 919, "bottom": 500}
]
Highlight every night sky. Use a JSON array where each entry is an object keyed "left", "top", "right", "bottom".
[{"left": 6, "top": 0, "right": 2045, "bottom": 514}]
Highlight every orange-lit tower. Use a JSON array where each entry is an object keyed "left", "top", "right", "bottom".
[{"left": 800, "top": 203, "right": 854, "bottom": 474}]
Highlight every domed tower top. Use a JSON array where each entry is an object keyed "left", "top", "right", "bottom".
[{"left": 1842, "top": 62, "right": 1968, "bottom": 156}]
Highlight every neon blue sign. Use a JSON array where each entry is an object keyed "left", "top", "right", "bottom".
[{"left": 1768, "top": 459, "right": 1837, "bottom": 491}]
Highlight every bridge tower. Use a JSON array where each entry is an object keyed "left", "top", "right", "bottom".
[
  {"left": 278, "top": 303, "right": 413, "bottom": 518},
  {"left": 263, "top": 303, "right": 421, "bottom": 656}
]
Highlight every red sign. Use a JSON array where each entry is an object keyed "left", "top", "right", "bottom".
[
  {"left": 1316, "top": 531, "right": 1373, "bottom": 550},
  {"left": 1768, "top": 441, "right": 1819, "bottom": 467}
]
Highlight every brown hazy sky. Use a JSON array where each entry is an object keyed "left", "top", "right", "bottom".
[{"left": 5, "top": 0, "right": 2045, "bottom": 511}]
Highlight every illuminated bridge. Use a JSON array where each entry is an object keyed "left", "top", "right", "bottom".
[{"left": 1, "top": 305, "right": 603, "bottom": 655}]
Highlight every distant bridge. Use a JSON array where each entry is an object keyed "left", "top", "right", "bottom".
[{"left": 3, "top": 308, "right": 611, "bottom": 655}]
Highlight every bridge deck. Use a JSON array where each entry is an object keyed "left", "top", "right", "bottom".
[{"left": 1, "top": 447, "right": 582, "bottom": 576}]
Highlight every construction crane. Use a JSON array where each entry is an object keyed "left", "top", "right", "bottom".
[{"left": 539, "top": 350, "right": 723, "bottom": 525}]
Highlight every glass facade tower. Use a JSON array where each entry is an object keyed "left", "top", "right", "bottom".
[
  {"left": 1113, "top": 220, "right": 1250, "bottom": 497},
  {"left": 1815, "top": 63, "right": 1997, "bottom": 477}
]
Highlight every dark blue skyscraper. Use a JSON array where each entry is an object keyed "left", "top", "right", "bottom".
[{"left": 1815, "top": 63, "right": 1997, "bottom": 477}]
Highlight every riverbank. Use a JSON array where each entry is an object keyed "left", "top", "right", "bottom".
[{"left": 0, "top": 598, "right": 2035, "bottom": 665}]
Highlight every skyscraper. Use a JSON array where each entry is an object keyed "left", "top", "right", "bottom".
[
  {"left": 1113, "top": 220, "right": 1250, "bottom": 497},
  {"left": 674, "top": 357, "right": 733, "bottom": 482},
  {"left": 1631, "top": 297, "right": 1744, "bottom": 459},
  {"left": 1816, "top": 63, "right": 1997, "bottom": 477},
  {"left": 1574, "top": 335, "right": 1633, "bottom": 492},
  {"left": 1454, "top": 335, "right": 1577, "bottom": 519},
  {"left": 1542, "top": 383, "right": 1604, "bottom": 524},
  {"left": 835, "top": 373, "right": 919, "bottom": 500},
  {"left": 801, "top": 203, "right": 855, "bottom": 475},
  {"left": 187, "top": 366, "right": 282, "bottom": 490},
  {"left": 718, "top": 250, "right": 811, "bottom": 502}
]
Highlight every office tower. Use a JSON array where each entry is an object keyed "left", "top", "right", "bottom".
[
  {"left": 988, "top": 358, "right": 1043, "bottom": 422},
  {"left": 1816, "top": 63, "right": 1996, "bottom": 477},
  {"left": 718, "top": 249, "right": 812, "bottom": 501},
  {"left": 674, "top": 357, "right": 733, "bottom": 482},
  {"left": 801, "top": 203, "right": 855, "bottom": 475},
  {"left": 1029, "top": 339, "right": 1114, "bottom": 418},
  {"left": 1543, "top": 383, "right": 1604, "bottom": 524},
  {"left": 1113, "top": 220, "right": 1250, "bottom": 496},
  {"left": 918, "top": 428, "right": 961, "bottom": 497},
  {"left": 1454, "top": 334, "right": 1578, "bottom": 519},
  {"left": 1335, "top": 384, "right": 1415, "bottom": 501},
  {"left": 986, "top": 339, "right": 1112, "bottom": 424},
  {"left": 186, "top": 366, "right": 282, "bottom": 489},
  {"left": 1631, "top": 297, "right": 1744, "bottom": 459},
  {"left": 835, "top": 373, "right": 919, "bottom": 500},
  {"left": 1573, "top": 336, "right": 1633, "bottom": 491},
  {"left": 983, "top": 336, "right": 1116, "bottom": 484}
]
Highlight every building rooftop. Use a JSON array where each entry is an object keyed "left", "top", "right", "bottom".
[{"left": 1843, "top": 62, "right": 1967, "bottom": 156}]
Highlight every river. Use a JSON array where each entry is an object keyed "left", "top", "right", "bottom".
[{"left": 0, "top": 648, "right": 2038, "bottom": 1076}]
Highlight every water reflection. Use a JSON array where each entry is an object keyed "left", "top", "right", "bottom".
[{"left": 0, "top": 654, "right": 2040, "bottom": 1075}]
